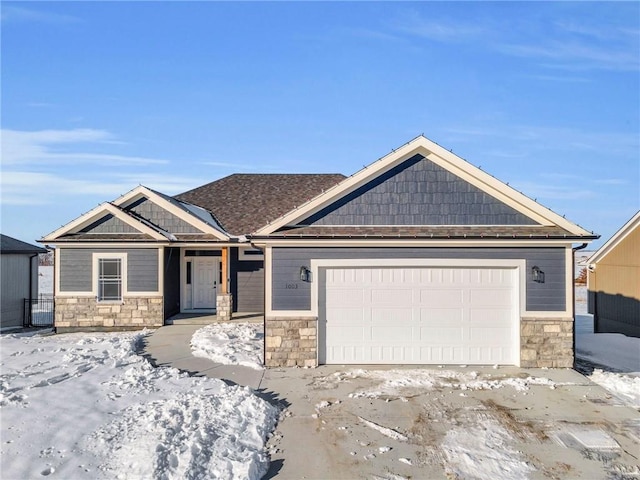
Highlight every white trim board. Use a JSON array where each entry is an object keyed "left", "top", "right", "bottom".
[
  {"left": 114, "top": 185, "right": 229, "bottom": 240},
  {"left": 265, "top": 257, "right": 572, "bottom": 319},
  {"left": 255, "top": 136, "right": 593, "bottom": 237},
  {"left": 42, "top": 202, "right": 167, "bottom": 242},
  {"left": 587, "top": 210, "right": 639, "bottom": 266}
]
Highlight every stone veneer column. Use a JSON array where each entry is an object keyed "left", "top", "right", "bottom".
[
  {"left": 216, "top": 294, "right": 233, "bottom": 321},
  {"left": 520, "top": 317, "right": 574, "bottom": 368},
  {"left": 265, "top": 317, "right": 317, "bottom": 367},
  {"left": 55, "top": 296, "right": 163, "bottom": 331}
]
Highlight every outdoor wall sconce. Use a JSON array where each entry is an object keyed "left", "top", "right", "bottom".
[
  {"left": 532, "top": 265, "right": 545, "bottom": 283},
  {"left": 300, "top": 266, "right": 311, "bottom": 282}
]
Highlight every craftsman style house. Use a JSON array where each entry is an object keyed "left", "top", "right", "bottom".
[{"left": 41, "top": 136, "right": 597, "bottom": 368}]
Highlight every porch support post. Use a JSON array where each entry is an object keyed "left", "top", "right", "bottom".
[
  {"left": 216, "top": 247, "right": 232, "bottom": 321},
  {"left": 221, "top": 247, "right": 228, "bottom": 294}
]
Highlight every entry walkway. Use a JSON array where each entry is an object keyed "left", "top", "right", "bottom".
[{"left": 141, "top": 314, "right": 266, "bottom": 389}]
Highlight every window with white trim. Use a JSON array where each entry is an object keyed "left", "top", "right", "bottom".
[{"left": 94, "top": 253, "right": 127, "bottom": 302}]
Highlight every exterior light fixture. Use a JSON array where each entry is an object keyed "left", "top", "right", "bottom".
[
  {"left": 532, "top": 265, "right": 545, "bottom": 283},
  {"left": 300, "top": 266, "right": 311, "bottom": 282}
]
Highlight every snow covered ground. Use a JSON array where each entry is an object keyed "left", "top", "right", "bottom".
[
  {"left": 0, "top": 330, "right": 278, "bottom": 480},
  {"left": 38, "top": 265, "right": 54, "bottom": 296},
  {"left": 191, "top": 323, "right": 264, "bottom": 370},
  {"left": 574, "top": 285, "right": 640, "bottom": 408}
]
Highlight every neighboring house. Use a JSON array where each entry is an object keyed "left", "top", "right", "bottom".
[
  {"left": 587, "top": 211, "right": 640, "bottom": 338},
  {"left": 1, "top": 234, "right": 47, "bottom": 330},
  {"left": 41, "top": 136, "right": 598, "bottom": 367}
]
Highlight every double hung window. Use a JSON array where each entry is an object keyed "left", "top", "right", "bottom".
[{"left": 95, "top": 254, "right": 125, "bottom": 302}]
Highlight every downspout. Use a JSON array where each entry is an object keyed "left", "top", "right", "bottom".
[{"left": 571, "top": 243, "right": 588, "bottom": 369}]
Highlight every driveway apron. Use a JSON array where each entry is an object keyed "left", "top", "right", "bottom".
[{"left": 142, "top": 327, "right": 639, "bottom": 479}]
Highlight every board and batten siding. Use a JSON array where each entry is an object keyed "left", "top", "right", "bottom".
[
  {"left": 59, "top": 248, "right": 159, "bottom": 293},
  {"left": 230, "top": 248, "right": 264, "bottom": 312},
  {"left": 271, "top": 247, "right": 565, "bottom": 312}
]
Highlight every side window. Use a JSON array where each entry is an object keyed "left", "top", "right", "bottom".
[{"left": 94, "top": 253, "right": 127, "bottom": 302}]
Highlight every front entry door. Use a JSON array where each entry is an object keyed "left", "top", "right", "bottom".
[{"left": 193, "top": 257, "right": 218, "bottom": 309}]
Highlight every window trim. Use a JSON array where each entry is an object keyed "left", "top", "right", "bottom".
[{"left": 93, "top": 252, "right": 127, "bottom": 303}]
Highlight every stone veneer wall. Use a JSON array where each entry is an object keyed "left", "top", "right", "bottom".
[
  {"left": 216, "top": 294, "right": 232, "bottom": 321},
  {"left": 520, "top": 317, "right": 574, "bottom": 368},
  {"left": 55, "top": 296, "right": 163, "bottom": 331},
  {"left": 265, "top": 317, "right": 317, "bottom": 367},
  {"left": 264, "top": 315, "right": 573, "bottom": 369}
]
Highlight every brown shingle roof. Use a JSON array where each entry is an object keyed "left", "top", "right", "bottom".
[{"left": 174, "top": 174, "right": 346, "bottom": 235}]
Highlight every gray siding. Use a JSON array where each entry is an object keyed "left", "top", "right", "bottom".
[
  {"left": 80, "top": 214, "right": 138, "bottom": 234},
  {"left": 128, "top": 249, "right": 159, "bottom": 292},
  {"left": 60, "top": 249, "right": 92, "bottom": 291},
  {"left": 127, "top": 198, "right": 202, "bottom": 233},
  {"left": 272, "top": 247, "right": 566, "bottom": 312},
  {"left": 301, "top": 155, "right": 537, "bottom": 226},
  {"left": 231, "top": 248, "right": 264, "bottom": 312},
  {"left": 59, "top": 248, "right": 159, "bottom": 293},
  {"left": 0, "top": 254, "right": 36, "bottom": 328}
]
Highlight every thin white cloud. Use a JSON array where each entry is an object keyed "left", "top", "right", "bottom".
[
  {"left": 510, "top": 181, "right": 596, "bottom": 201},
  {"left": 390, "top": 9, "right": 639, "bottom": 72},
  {"left": 0, "top": 171, "right": 205, "bottom": 206},
  {"left": 1, "top": 129, "right": 168, "bottom": 166},
  {"left": 394, "top": 10, "right": 486, "bottom": 43},
  {"left": 0, "top": 172, "right": 130, "bottom": 205},
  {"left": 1, "top": 5, "right": 82, "bottom": 24},
  {"left": 497, "top": 41, "right": 639, "bottom": 72}
]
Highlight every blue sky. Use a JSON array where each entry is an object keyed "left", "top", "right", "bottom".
[{"left": 1, "top": 1, "right": 638, "bottom": 249}]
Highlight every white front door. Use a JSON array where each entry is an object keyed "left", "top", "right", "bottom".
[{"left": 192, "top": 257, "right": 218, "bottom": 309}]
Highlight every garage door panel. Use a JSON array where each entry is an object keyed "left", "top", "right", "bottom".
[
  {"left": 420, "top": 308, "right": 463, "bottom": 324},
  {"left": 420, "top": 326, "right": 463, "bottom": 343},
  {"left": 420, "top": 289, "right": 463, "bottom": 305},
  {"left": 469, "top": 308, "right": 511, "bottom": 326},
  {"left": 326, "top": 288, "right": 364, "bottom": 307},
  {"left": 469, "top": 327, "right": 511, "bottom": 343},
  {"left": 322, "top": 266, "right": 518, "bottom": 365},
  {"left": 370, "top": 326, "right": 413, "bottom": 342},
  {"left": 469, "top": 288, "right": 512, "bottom": 306},
  {"left": 371, "top": 307, "right": 413, "bottom": 324},
  {"left": 371, "top": 289, "right": 412, "bottom": 305}
]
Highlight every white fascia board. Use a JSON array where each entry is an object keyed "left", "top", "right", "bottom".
[
  {"left": 42, "top": 202, "right": 112, "bottom": 241},
  {"left": 41, "top": 202, "right": 166, "bottom": 241},
  {"left": 255, "top": 138, "right": 425, "bottom": 235},
  {"left": 45, "top": 242, "right": 169, "bottom": 248},
  {"left": 254, "top": 135, "right": 593, "bottom": 237},
  {"left": 254, "top": 239, "right": 578, "bottom": 248},
  {"left": 587, "top": 210, "right": 640, "bottom": 266},
  {"left": 115, "top": 185, "right": 229, "bottom": 241},
  {"left": 422, "top": 139, "right": 593, "bottom": 235}
]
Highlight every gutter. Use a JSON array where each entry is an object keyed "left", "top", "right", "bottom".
[{"left": 571, "top": 243, "right": 589, "bottom": 369}]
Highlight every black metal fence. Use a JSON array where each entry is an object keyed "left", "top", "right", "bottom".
[{"left": 23, "top": 295, "right": 54, "bottom": 327}]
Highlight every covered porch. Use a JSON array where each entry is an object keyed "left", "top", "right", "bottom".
[{"left": 166, "top": 311, "right": 264, "bottom": 325}]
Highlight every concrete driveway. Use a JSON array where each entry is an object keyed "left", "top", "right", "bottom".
[
  {"left": 143, "top": 325, "right": 639, "bottom": 479},
  {"left": 261, "top": 365, "right": 639, "bottom": 480}
]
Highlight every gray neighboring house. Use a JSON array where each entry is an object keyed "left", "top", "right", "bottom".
[
  {"left": 41, "top": 135, "right": 598, "bottom": 368},
  {"left": 1, "top": 235, "right": 47, "bottom": 330}
]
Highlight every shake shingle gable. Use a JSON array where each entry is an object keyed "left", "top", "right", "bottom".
[{"left": 174, "top": 174, "right": 346, "bottom": 235}]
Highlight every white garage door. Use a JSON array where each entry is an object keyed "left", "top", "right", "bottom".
[{"left": 320, "top": 266, "right": 518, "bottom": 365}]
